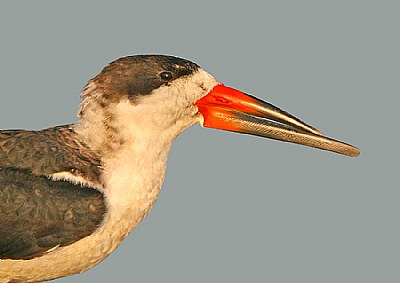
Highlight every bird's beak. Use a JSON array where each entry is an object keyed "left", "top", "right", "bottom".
[{"left": 196, "top": 84, "right": 360, "bottom": 157}]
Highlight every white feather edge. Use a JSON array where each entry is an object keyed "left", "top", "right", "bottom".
[{"left": 50, "top": 172, "right": 104, "bottom": 191}]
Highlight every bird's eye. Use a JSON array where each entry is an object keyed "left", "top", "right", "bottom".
[{"left": 160, "top": 71, "right": 173, "bottom": 81}]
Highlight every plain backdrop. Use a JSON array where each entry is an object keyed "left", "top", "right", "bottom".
[{"left": 0, "top": 1, "right": 398, "bottom": 282}]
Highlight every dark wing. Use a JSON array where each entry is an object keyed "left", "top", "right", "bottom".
[
  {"left": 0, "top": 126, "right": 102, "bottom": 184},
  {"left": 0, "top": 168, "right": 105, "bottom": 259},
  {"left": 0, "top": 126, "right": 106, "bottom": 260}
]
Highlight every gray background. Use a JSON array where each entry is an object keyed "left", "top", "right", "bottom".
[{"left": 0, "top": 1, "right": 398, "bottom": 282}]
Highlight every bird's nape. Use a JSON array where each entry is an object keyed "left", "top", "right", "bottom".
[{"left": 196, "top": 84, "right": 360, "bottom": 157}]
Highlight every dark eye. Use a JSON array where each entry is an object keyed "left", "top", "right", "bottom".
[{"left": 160, "top": 71, "right": 173, "bottom": 81}]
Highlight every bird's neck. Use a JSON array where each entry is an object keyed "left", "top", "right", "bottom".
[
  {"left": 73, "top": 92, "right": 197, "bottom": 239},
  {"left": 75, "top": 111, "right": 170, "bottom": 212}
]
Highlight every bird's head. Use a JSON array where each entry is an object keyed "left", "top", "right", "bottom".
[{"left": 76, "top": 55, "right": 359, "bottom": 157}]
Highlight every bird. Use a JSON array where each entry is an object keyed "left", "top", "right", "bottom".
[{"left": 0, "top": 55, "right": 360, "bottom": 282}]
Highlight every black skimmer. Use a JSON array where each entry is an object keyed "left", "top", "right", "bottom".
[{"left": 0, "top": 55, "right": 360, "bottom": 282}]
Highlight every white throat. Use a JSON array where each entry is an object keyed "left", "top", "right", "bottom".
[{"left": 101, "top": 101, "right": 199, "bottom": 224}]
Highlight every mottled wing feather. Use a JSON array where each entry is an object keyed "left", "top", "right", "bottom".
[
  {"left": 0, "top": 126, "right": 102, "bottom": 183},
  {"left": 0, "top": 126, "right": 106, "bottom": 260},
  {"left": 0, "top": 168, "right": 106, "bottom": 259}
]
